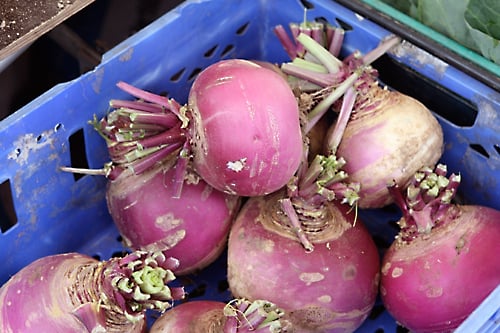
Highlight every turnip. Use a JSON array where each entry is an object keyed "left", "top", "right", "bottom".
[
  {"left": 275, "top": 22, "right": 444, "bottom": 209},
  {"left": 105, "top": 161, "right": 241, "bottom": 275},
  {"left": 149, "top": 298, "right": 290, "bottom": 332},
  {"left": 0, "top": 250, "right": 185, "bottom": 333},
  {"left": 380, "top": 164, "right": 500, "bottom": 332},
  {"left": 227, "top": 133, "right": 380, "bottom": 332},
  {"left": 188, "top": 59, "right": 303, "bottom": 196},
  {"left": 63, "top": 97, "right": 241, "bottom": 275},
  {"left": 107, "top": 58, "right": 304, "bottom": 197},
  {"left": 62, "top": 157, "right": 240, "bottom": 277},
  {"left": 227, "top": 192, "right": 380, "bottom": 333}
]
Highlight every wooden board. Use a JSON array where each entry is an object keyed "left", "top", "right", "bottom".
[{"left": 0, "top": 0, "right": 95, "bottom": 61}]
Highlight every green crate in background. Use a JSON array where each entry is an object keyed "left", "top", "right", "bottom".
[{"left": 354, "top": 0, "right": 500, "bottom": 89}]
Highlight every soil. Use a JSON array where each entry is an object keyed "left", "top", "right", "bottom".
[{"left": 0, "top": 0, "right": 73, "bottom": 49}]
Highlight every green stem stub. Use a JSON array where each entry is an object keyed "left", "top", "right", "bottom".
[
  {"left": 106, "top": 251, "right": 185, "bottom": 317},
  {"left": 389, "top": 164, "right": 461, "bottom": 242},
  {"left": 223, "top": 299, "right": 290, "bottom": 332},
  {"left": 298, "top": 154, "right": 360, "bottom": 206}
]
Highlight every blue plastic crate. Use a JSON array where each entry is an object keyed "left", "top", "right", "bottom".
[
  {"left": 0, "top": 0, "right": 498, "bottom": 332},
  {"left": 455, "top": 285, "right": 500, "bottom": 333}
]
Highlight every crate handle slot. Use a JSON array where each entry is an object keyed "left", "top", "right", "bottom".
[
  {"left": 68, "top": 128, "right": 90, "bottom": 181},
  {"left": 0, "top": 179, "right": 17, "bottom": 233}
]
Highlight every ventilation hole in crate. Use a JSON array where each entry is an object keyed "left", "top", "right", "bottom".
[
  {"left": 470, "top": 143, "right": 489, "bottom": 158},
  {"left": 68, "top": 128, "right": 89, "bottom": 181},
  {"left": 188, "top": 67, "right": 202, "bottom": 81},
  {"left": 396, "top": 325, "right": 410, "bottom": 332},
  {"left": 54, "top": 123, "right": 63, "bottom": 132},
  {"left": 380, "top": 203, "right": 402, "bottom": 215},
  {"left": 388, "top": 219, "right": 400, "bottom": 231},
  {"left": 368, "top": 304, "right": 386, "bottom": 320},
  {"left": 92, "top": 254, "right": 101, "bottom": 260},
  {"left": 158, "top": 90, "right": 169, "bottom": 98},
  {"left": 180, "top": 275, "right": 196, "bottom": 287},
  {"left": 373, "top": 55, "right": 478, "bottom": 127},
  {"left": 0, "top": 179, "right": 17, "bottom": 233},
  {"left": 335, "top": 18, "right": 353, "bottom": 31},
  {"left": 111, "top": 250, "right": 130, "bottom": 258},
  {"left": 495, "top": 144, "right": 500, "bottom": 156},
  {"left": 204, "top": 45, "right": 218, "bottom": 58},
  {"left": 314, "top": 16, "right": 330, "bottom": 25},
  {"left": 221, "top": 44, "right": 235, "bottom": 58},
  {"left": 116, "top": 235, "right": 123, "bottom": 243},
  {"left": 187, "top": 283, "right": 207, "bottom": 298},
  {"left": 299, "top": 0, "right": 315, "bottom": 9},
  {"left": 218, "top": 279, "right": 229, "bottom": 293},
  {"left": 36, "top": 134, "right": 46, "bottom": 144},
  {"left": 372, "top": 235, "right": 392, "bottom": 250},
  {"left": 236, "top": 22, "right": 250, "bottom": 35},
  {"left": 374, "top": 329, "right": 384, "bottom": 333},
  {"left": 170, "top": 68, "right": 185, "bottom": 82}
]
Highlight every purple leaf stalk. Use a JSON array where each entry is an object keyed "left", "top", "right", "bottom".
[
  {"left": 274, "top": 21, "right": 401, "bottom": 133},
  {"left": 274, "top": 20, "right": 345, "bottom": 61},
  {"left": 279, "top": 148, "right": 360, "bottom": 251},
  {"left": 388, "top": 163, "right": 461, "bottom": 242},
  {"left": 60, "top": 82, "right": 191, "bottom": 197},
  {"left": 223, "top": 299, "right": 290, "bottom": 332},
  {"left": 104, "top": 251, "right": 185, "bottom": 318}
]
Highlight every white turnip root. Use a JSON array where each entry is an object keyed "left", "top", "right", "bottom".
[
  {"left": 0, "top": 251, "right": 184, "bottom": 333},
  {"left": 380, "top": 164, "right": 500, "bottom": 333},
  {"left": 149, "top": 299, "right": 290, "bottom": 332}
]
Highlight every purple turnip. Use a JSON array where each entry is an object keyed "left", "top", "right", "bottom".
[
  {"left": 227, "top": 143, "right": 380, "bottom": 332},
  {"left": 187, "top": 59, "right": 303, "bottom": 196},
  {"left": 105, "top": 58, "right": 304, "bottom": 198},
  {"left": 0, "top": 251, "right": 184, "bottom": 333},
  {"left": 380, "top": 164, "right": 500, "bottom": 332},
  {"left": 62, "top": 96, "right": 241, "bottom": 275},
  {"left": 328, "top": 84, "right": 444, "bottom": 209},
  {"left": 106, "top": 162, "right": 241, "bottom": 275}
]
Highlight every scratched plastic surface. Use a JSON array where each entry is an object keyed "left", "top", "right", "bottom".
[{"left": 0, "top": 0, "right": 499, "bottom": 331}]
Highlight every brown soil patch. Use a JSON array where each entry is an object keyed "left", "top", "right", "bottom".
[{"left": 0, "top": 0, "right": 75, "bottom": 49}]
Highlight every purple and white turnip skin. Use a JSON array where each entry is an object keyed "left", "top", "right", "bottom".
[
  {"left": 380, "top": 164, "right": 500, "bottom": 333},
  {"left": 188, "top": 59, "right": 303, "bottom": 197},
  {"left": 150, "top": 300, "right": 226, "bottom": 332},
  {"left": 149, "top": 299, "right": 290, "bottom": 332},
  {"left": 93, "top": 59, "right": 303, "bottom": 198},
  {"left": 0, "top": 251, "right": 185, "bottom": 333},
  {"left": 274, "top": 22, "right": 443, "bottom": 209},
  {"left": 63, "top": 97, "right": 241, "bottom": 276},
  {"left": 331, "top": 85, "right": 444, "bottom": 209},
  {"left": 106, "top": 163, "right": 241, "bottom": 276},
  {"left": 227, "top": 189, "right": 380, "bottom": 333}
]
